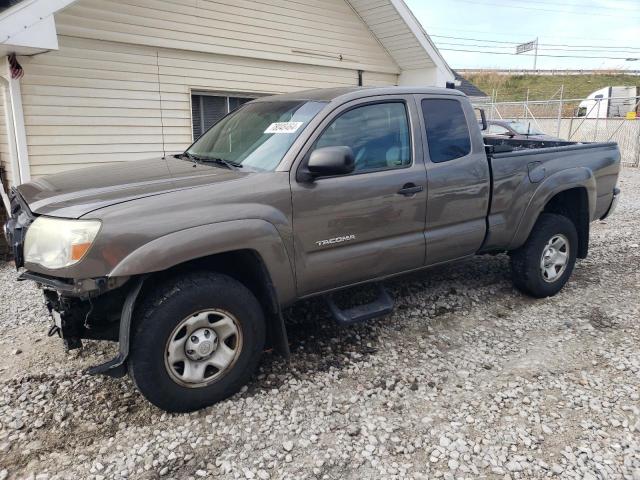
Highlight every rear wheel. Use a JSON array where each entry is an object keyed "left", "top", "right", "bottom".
[
  {"left": 128, "top": 271, "right": 265, "bottom": 412},
  {"left": 510, "top": 213, "right": 578, "bottom": 298}
]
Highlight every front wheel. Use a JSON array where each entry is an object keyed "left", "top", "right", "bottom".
[
  {"left": 510, "top": 213, "right": 578, "bottom": 298},
  {"left": 128, "top": 272, "right": 265, "bottom": 412}
]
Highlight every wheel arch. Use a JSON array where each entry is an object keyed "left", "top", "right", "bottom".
[
  {"left": 102, "top": 219, "right": 295, "bottom": 367},
  {"left": 108, "top": 219, "right": 296, "bottom": 306},
  {"left": 541, "top": 187, "right": 590, "bottom": 258},
  {"left": 142, "top": 249, "right": 290, "bottom": 357},
  {"left": 509, "top": 168, "right": 596, "bottom": 255}
]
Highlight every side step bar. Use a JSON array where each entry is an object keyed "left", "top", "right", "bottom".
[{"left": 325, "top": 283, "right": 394, "bottom": 326}]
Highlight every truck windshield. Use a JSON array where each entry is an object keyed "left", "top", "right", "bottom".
[
  {"left": 187, "top": 100, "right": 326, "bottom": 171},
  {"left": 510, "top": 122, "right": 544, "bottom": 135}
]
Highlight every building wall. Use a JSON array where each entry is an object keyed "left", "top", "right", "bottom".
[
  {"left": 17, "top": 0, "right": 400, "bottom": 177},
  {"left": 0, "top": 83, "right": 11, "bottom": 185},
  {"left": 55, "top": 0, "right": 399, "bottom": 75},
  {"left": 0, "top": 88, "right": 8, "bottom": 257}
]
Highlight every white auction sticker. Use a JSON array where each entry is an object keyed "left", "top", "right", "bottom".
[{"left": 264, "top": 122, "right": 304, "bottom": 134}]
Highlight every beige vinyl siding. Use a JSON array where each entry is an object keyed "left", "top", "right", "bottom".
[
  {"left": 0, "top": 88, "right": 11, "bottom": 187},
  {"left": 55, "top": 0, "right": 399, "bottom": 74},
  {"left": 21, "top": 0, "right": 401, "bottom": 176},
  {"left": 21, "top": 34, "right": 398, "bottom": 176},
  {"left": 21, "top": 36, "right": 165, "bottom": 177}
]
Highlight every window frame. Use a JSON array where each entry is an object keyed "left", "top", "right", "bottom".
[
  {"left": 419, "top": 96, "right": 473, "bottom": 164},
  {"left": 189, "top": 90, "right": 263, "bottom": 140},
  {"left": 298, "top": 99, "right": 414, "bottom": 180}
]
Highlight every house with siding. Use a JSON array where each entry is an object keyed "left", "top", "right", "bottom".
[{"left": 0, "top": 0, "right": 453, "bottom": 201}]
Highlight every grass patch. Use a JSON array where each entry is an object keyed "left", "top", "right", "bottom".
[{"left": 466, "top": 72, "right": 640, "bottom": 102}]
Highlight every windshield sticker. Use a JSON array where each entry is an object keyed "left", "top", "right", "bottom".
[{"left": 264, "top": 122, "right": 304, "bottom": 134}]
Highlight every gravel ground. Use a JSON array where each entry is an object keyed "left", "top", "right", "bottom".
[{"left": 1, "top": 168, "right": 639, "bottom": 480}]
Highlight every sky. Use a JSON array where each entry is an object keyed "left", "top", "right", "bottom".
[{"left": 404, "top": 0, "right": 640, "bottom": 70}]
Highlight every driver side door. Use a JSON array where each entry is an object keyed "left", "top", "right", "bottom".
[{"left": 290, "top": 96, "right": 427, "bottom": 296}]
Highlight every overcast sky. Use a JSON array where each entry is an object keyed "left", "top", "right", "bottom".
[{"left": 404, "top": 0, "right": 640, "bottom": 71}]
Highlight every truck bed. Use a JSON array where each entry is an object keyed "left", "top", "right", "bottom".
[
  {"left": 484, "top": 136, "right": 580, "bottom": 151},
  {"left": 481, "top": 139, "right": 621, "bottom": 253}
]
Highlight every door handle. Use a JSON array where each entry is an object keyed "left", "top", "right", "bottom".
[{"left": 397, "top": 183, "right": 424, "bottom": 196}]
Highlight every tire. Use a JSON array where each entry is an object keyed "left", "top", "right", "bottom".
[
  {"left": 510, "top": 213, "right": 578, "bottom": 298},
  {"left": 128, "top": 271, "right": 265, "bottom": 412}
]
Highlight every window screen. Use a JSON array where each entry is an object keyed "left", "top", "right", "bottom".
[
  {"left": 191, "top": 94, "right": 253, "bottom": 140},
  {"left": 421, "top": 99, "right": 471, "bottom": 163},
  {"left": 314, "top": 102, "right": 411, "bottom": 173}
]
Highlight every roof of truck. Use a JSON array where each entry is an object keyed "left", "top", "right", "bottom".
[{"left": 252, "top": 86, "right": 466, "bottom": 103}]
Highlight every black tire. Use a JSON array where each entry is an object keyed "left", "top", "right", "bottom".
[
  {"left": 510, "top": 213, "right": 578, "bottom": 298},
  {"left": 128, "top": 271, "right": 265, "bottom": 412}
]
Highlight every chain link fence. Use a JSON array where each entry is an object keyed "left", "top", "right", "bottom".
[{"left": 473, "top": 96, "right": 640, "bottom": 167}]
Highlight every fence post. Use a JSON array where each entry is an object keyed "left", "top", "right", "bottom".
[
  {"left": 594, "top": 98, "right": 601, "bottom": 141},
  {"left": 556, "top": 85, "right": 564, "bottom": 138},
  {"left": 635, "top": 122, "right": 640, "bottom": 167}
]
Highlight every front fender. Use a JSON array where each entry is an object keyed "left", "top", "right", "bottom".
[
  {"left": 108, "top": 219, "right": 296, "bottom": 306},
  {"left": 508, "top": 167, "right": 596, "bottom": 250}
]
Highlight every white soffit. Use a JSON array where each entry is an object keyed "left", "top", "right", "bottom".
[
  {"left": 347, "top": 0, "right": 453, "bottom": 76},
  {"left": 0, "top": 0, "right": 77, "bottom": 55}
]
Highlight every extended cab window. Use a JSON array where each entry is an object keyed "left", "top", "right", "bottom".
[
  {"left": 314, "top": 102, "right": 411, "bottom": 172},
  {"left": 421, "top": 99, "right": 471, "bottom": 163}
]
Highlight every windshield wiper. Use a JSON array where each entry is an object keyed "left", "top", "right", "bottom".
[
  {"left": 177, "top": 151, "right": 203, "bottom": 165},
  {"left": 198, "top": 156, "right": 243, "bottom": 170},
  {"left": 177, "top": 152, "right": 243, "bottom": 170}
]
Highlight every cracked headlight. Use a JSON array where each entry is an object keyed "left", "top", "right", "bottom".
[{"left": 24, "top": 217, "right": 101, "bottom": 269}]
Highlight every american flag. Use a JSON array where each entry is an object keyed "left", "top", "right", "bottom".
[{"left": 8, "top": 53, "right": 23, "bottom": 80}]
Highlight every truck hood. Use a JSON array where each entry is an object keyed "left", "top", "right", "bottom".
[{"left": 16, "top": 156, "right": 247, "bottom": 218}]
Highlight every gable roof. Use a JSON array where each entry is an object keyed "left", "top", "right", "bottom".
[
  {"left": 0, "top": 0, "right": 452, "bottom": 81},
  {"left": 453, "top": 70, "right": 489, "bottom": 98},
  {"left": 347, "top": 0, "right": 453, "bottom": 79}
]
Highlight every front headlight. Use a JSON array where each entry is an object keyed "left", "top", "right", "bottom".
[{"left": 24, "top": 217, "right": 101, "bottom": 269}]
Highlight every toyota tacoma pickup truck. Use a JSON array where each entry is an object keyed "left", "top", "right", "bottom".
[{"left": 4, "top": 87, "right": 621, "bottom": 412}]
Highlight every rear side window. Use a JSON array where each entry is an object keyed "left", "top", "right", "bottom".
[{"left": 421, "top": 99, "right": 471, "bottom": 163}]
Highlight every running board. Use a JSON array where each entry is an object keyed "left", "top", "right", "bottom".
[{"left": 325, "top": 284, "right": 394, "bottom": 326}]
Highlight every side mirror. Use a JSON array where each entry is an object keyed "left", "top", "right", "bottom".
[
  {"left": 475, "top": 107, "right": 488, "bottom": 131},
  {"left": 304, "top": 146, "right": 355, "bottom": 180}
]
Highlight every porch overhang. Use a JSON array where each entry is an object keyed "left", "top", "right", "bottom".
[{"left": 0, "top": 0, "right": 76, "bottom": 55}]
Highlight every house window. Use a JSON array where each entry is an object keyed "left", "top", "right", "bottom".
[{"left": 191, "top": 93, "right": 253, "bottom": 140}]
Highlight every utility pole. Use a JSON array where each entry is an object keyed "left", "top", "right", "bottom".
[{"left": 533, "top": 37, "right": 539, "bottom": 71}]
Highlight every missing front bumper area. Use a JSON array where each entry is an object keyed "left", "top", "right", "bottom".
[
  {"left": 42, "top": 288, "right": 121, "bottom": 351},
  {"left": 23, "top": 271, "right": 145, "bottom": 379}
]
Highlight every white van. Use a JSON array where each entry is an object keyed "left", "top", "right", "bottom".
[{"left": 576, "top": 86, "right": 639, "bottom": 118}]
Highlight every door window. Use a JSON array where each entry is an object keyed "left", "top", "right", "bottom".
[
  {"left": 313, "top": 102, "right": 411, "bottom": 173},
  {"left": 421, "top": 99, "right": 471, "bottom": 163}
]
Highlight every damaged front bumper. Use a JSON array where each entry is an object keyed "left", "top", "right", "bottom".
[
  {"left": 4, "top": 188, "right": 141, "bottom": 377},
  {"left": 25, "top": 272, "right": 145, "bottom": 378}
]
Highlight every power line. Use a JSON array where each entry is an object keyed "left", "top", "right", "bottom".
[
  {"left": 452, "top": 0, "right": 640, "bottom": 19},
  {"left": 430, "top": 35, "right": 640, "bottom": 51},
  {"left": 471, "top": 0, "right": 640, "bottom": 12},
  {"left": 425, "top": 25, "right": 631, "bottom": 43},
  {"left": 434, "top": 41, "right": 640, "bottom": 55},
  {"left": 438, "top": 47, "right": 640, "bottom": 60}
]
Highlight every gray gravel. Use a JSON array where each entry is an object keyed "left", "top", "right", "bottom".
[{"left": 1, "top": 168, "right": 639, "bottom": 480}]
